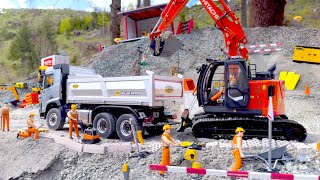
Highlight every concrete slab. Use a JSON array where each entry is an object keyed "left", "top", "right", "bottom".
[
  {"left": 39, "top": 133, "right": 57, "bottom": 139},
  {"left": 83, "top": 144, "right": 106, "bottom": 154},
  {"left": 107, "top": 143, "right": 132, "bottom": 153},
  {"left": 54, "top": 136, "right": 83, "bottom": 152}
]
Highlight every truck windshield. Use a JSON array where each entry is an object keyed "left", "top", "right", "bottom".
[{"left": 44, "top": 74, "right": 54, "bottom": 89}]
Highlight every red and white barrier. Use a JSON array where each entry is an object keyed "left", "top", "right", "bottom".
[
  {"left": 248, "top": 48, "right": 282, "bottom": 54},
  {"left": 245, "top": 43, "right": 284, "bottom": 49},
  {"left": 149, "top": 164, "right": 320, "bottom": 180},
  {"left": 244, "top": 42, "right": 284, "bottom": 54}
]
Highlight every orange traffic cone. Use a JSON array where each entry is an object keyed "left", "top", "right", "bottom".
[{"left": 304, "top": 85, "right": 310, "bottom": 95}]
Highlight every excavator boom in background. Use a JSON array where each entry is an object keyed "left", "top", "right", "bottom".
[
  {"left": 0, "top": 83, "right": 27, "bottom": 106},
  {"left": 149, "top": 0, "right": 307, "bottom": 142}
]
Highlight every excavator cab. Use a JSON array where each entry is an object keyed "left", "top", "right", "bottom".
[{"left": 197, "top": 58, "right": 250, "bottom": 113}]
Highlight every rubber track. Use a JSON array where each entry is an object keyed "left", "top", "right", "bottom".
[{"left": 191, "top": 115, "right": 307, "bottom": 142}]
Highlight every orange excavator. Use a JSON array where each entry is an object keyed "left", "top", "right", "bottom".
[{"left": 149, "top": 0, "right": 307, "bottom": 142}]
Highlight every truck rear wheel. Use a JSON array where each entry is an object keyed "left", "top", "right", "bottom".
[
  {"left": 116, "top": 114, "right": 142, "bottom": 142},
  {"left": 46, "top": 108, "right": 65, "bottom": 130},
  {"left": 93, "top": 113, "right": 116, "bottom": 138}
]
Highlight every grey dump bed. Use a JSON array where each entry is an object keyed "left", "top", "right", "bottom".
[{"left": 66, "top": 70, "right": 183, "bottom": 106}]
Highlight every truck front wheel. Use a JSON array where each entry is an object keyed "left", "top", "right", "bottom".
[
  {"left": 46, "top": 108, "right": 65, "bottom": 130},
  {"left": 116, "top": 114, "right": 142, "bottom": 142},
  {"left": 93, "top": 113, "right": 116, "bottom": 138}
]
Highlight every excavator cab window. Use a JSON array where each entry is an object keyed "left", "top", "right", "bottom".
[
  {"left": 224, "top": 61, "right": 250, "bottom": 108},
  {"left": 207, "top": 64, "right": 225, "bottom": 105}
]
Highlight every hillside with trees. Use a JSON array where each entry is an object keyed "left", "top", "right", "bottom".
[{"left": 0, "top": 9, "right": 110, "bottom": 82}]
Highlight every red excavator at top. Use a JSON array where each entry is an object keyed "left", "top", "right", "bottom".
[{"left": 149, "top": 0, "right": 307, "bottom": 142}]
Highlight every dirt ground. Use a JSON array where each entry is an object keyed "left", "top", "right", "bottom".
[{"left": 0, "top": 90, "right": 319, "bottom": 180}]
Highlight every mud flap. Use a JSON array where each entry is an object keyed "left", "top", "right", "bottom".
[
  {"left": 177, "top": 109, "right": 193, "bottom": 132},
  {"left": 149, "top": 34, "right": 183, "bottom": 57}
]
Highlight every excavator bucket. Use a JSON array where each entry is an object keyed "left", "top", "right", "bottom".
[
  {"left": 9, "top": 100, "right": 20, "bottom": 106},
  {"left": 149, "top": 33, "right": 183, "bottom": 57},
  {"left": 177, "top": 109, "right": 193, "bottom": 132}
]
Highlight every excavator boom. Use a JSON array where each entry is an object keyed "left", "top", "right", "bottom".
[
  {"left": 149, "top": 0, "right": 248, "bottom": 59},
  {"left": 150, "top": 0, "right": 189, "bottom": 41}
]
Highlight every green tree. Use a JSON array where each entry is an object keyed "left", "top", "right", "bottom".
[
  {"left": 38, "top": 16, "right": 58, "bottom": 57},
  {"left": 70, "top": 16, "right": 83, "bottom": 30},
  {"left": 58, "top": 17, "right": 72, "bottom": 34},
  {"left": 90, "top": 12, "right": 99, "bottom": 28},
  {"left": 9, "top": 23, "right": 37, "bottom": 72},
  {"left": 97, "top": 12, "right": 109, "bottom": 27},
  {"left": 83, "top": 15, "right": 93, "bottom": 30}
]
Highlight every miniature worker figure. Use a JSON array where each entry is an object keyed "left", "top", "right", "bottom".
[
  {"left": 231, "top": 127, "right": 245, "bottom": 171},
  {"left": 1, "top": 102, "right": 11, "bottom": 131},
  {"left": 67, "top": 104, "right": 80, "bottom": 139},
  {"left": 160, "top": 124, "right": 179, "bottom": 176},
  {"left": 17, "top": 113, "right": 39, "bottom": 141}
]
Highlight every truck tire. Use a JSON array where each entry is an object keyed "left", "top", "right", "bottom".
[
  {"left": 46, "top": 108, "right": 65, "bottom": 130},
  {"left": 93, "top": 113, "right": 116, "bottom": 138},
  {"left": 145, "top": 126, "right": 163, "bottom": 135},
  {"left": 116, "top": 114, "right": 142, "bottom": 142}
]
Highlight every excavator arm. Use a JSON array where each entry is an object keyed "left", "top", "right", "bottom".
[
  {"left": 0, "top": 84, "right": 20, "bottom": 106},
  {"left": 149, "top": 0, "right": 189, "bottom": 41},
  {"left": 149, "top": 0, "right": 248, "bottom": 59}
]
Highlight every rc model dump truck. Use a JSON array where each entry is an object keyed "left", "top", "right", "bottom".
[{"left": 39, "top": 64, "right": 183, "bottom": 141}]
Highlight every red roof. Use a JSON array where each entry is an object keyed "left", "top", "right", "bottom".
[{"left": 118, "top": 3, "right": 167, "bottom": 21}]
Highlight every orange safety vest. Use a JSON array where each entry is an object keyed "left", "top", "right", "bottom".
[
  {"left": 232, "top": 135, "right": 242, "bottom": 149},
  {"left": 27, "top": 118, "right": 34, "bottom": 128},
  {"left": 162, "top": 133, "right": 173, "bottom": 148},
  {"left": 69, "top": 110, "right": 78, "bottom": 120},
  {"left": 2, "top": 108, "right": 9, "bottom": 115}
]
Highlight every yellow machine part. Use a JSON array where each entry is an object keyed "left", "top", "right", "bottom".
[
  {"left": 293, "top": 46, "right": 320, "bottom": 64},
  {"left": 180, "top": 141, "right": 193, "bottom": 147},
  {"left": 122, "top": 164, "right": 129, "bottom": 172},
  {"left": 279, "top": 71, "right": 287, "bottom": 81},
  {"left": 317, "top": 141, "right": 320, "bottom": 151},
  {"left": 279, "top": 71, "right": 300, "bottom": 90},
  {"left": 14, "top": 82, "right": 27, "bottom": 89},
  {"left": 32, "top": 87, "right": 41, "bottom": 93},
  {"left": 285, "top": 72, "right": 300, "bottom": 90},
  {"left": 38, "top": 128, "right": 49, "bottom": 133},
  {"left": 18, "top": 128, "right": 28, "bottom": 134},
  {"left": 185, "top": 149, "right": 197, "bottom": 161},
  {"left": 192, "top": 162, "right": 202, "bottom": 169},
  {"left": 137, "top": 130, "right": 144, "bottom": 145},
  {"left": 39, "top": 66, "right": 49, "bottom": 71},
  {"left": 37, "top": 73, "right": 41, "bottom": 82},
  {"left": 0, "top": 85, "right": 20, "bottom": 101}
]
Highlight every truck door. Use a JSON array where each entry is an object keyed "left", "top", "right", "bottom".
[
  {"left": 224, "top": 61, "right": 249, "bottom": 108},
  {"left": 40, "top": 69, "right": 62, "bottom": 113}
]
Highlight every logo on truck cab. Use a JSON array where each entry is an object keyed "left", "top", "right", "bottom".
[
  {"left": 73, "top": 84, "right": 79, "bottom": 88},
  {"left": 165, "top": 86, "right": 174, "bottom": 93}
]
